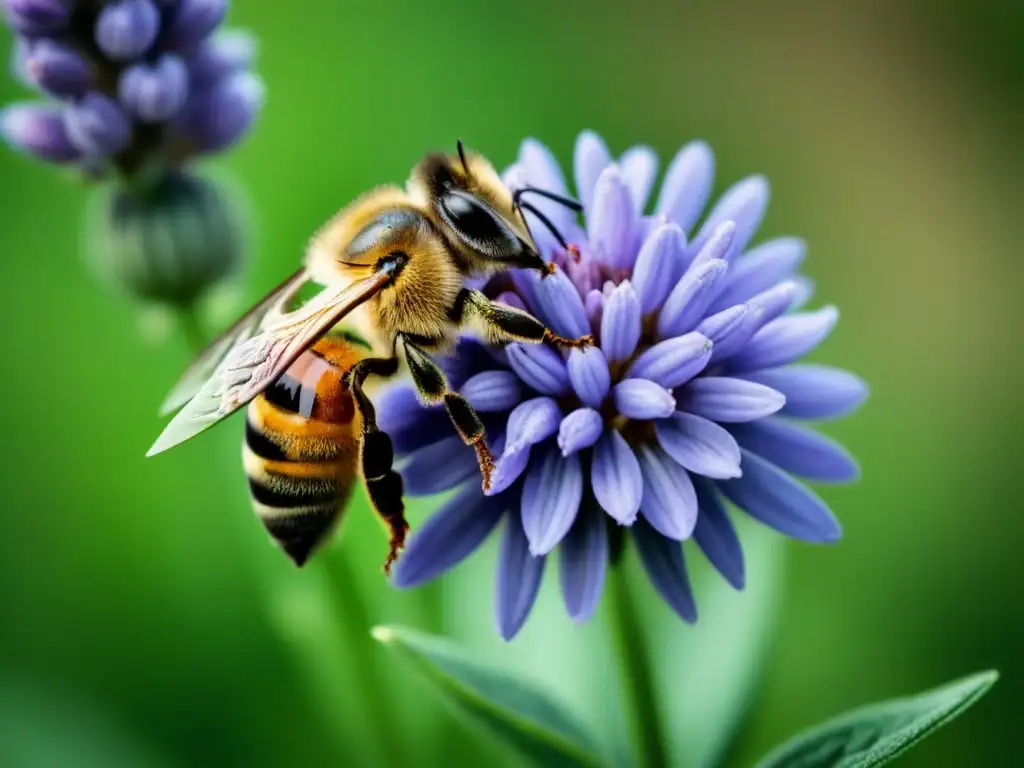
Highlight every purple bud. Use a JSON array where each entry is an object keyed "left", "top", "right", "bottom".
[
  {"left": 119, "top": 55, "right": 190, "bottom": 123},
  {"left": 613, "top": 379, "right": 676, "bottom": 420},
  {"left": 24, "top": 39, "right": 92, "bottom": 98},
  {"left": 0, "top": 102, "right": 80, "bottom": 162},
  {"left": 632, "top": 222, "right": 687, "bottom": 314},
  {"left": 587, "top": 165, "right": 637, "bottom": 269},
  {"left": 557, "top": 408, "right": 603, "bottom": 456},
  {"left": 174, "top": 71, "right": 264, "bottom": 154},
  {"left": 162, "top": 0, "right": 228, "bottom": 50},
  {"left": 530, "top": 266, "right": 590, "bottom": 339},
  {"left": 65, "top": 93, "right": 132, "bottom": 155},
  {"left": 2, "top": 0, "right": 72, "bottom": 35},
  {"left": 566, "top": 347, "right": 610, "bottom": 408},
  {"left": 186, "top": 30, "right": 258, "bottom": 88},
  {"left": 601, "top": 280, "right": 641, "bottom": 363},
  {"left": 11, "top": 37, "right": 31, "bottom": 86},
  {"left": 95, "top": 0, "right": 161, "bottom": 62},
  {"left": 627, "top": 331, "right": 713, "bottom": 389}
]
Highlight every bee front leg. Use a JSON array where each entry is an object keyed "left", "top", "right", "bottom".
[
  {"left": 451, "top": 288, "right": 594, "bottom": 349},
  {"left": 399, "top": 335, "right": 495, "bottom": 492},
  {"left": 344, "top": 356, "right": 408, "bottom": 574}
]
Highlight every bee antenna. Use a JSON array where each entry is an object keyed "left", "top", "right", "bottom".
[
  {"left": 512, "top": 186, "right": 583, "bottom": 213},
  {"left": 457, "top": 138, "right": 468, "bottom": 175},
  {"left": 518, "top": 201, "right": 572, "bottom": 252}
]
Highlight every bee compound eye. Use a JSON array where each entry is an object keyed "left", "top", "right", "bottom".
[{"left": 439, "top": 191, "right": 519, "bottom": 256}]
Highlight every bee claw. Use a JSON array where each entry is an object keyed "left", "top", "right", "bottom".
[
  {"left": 544, "top": 330, "right": 595, "bottom": 349},
  {"left": 540, "top": 262, "right": 558, "bottom": 279},
  {"left": 473, "top": 440, "right": 496, "bottom": 492},
  {"left": 566, "top": 243, "right": 582, "bottom": 263}
]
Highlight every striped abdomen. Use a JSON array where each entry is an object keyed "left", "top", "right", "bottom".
[{"left": 242, "top": 336, "right": 365, "bottom": 566}]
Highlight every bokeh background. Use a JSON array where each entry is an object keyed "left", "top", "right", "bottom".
[{"left": 2, "top": 0, "right": 1021, "bottom": 765}]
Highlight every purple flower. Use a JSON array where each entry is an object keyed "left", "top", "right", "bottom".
[{"left": 382, "top": 131, "right": 868, "bottom": 640}]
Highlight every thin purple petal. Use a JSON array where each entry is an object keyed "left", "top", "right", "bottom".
[
  {"left": 637, "top": 444, "right": 699, "bottom": 540},
  {"left": 632, "top": 222, "right": 687, "bottom": 314},
  {"left": 559, "top": 497, "right": 609, "bottom": 623},
  {"left": 655, "top": 140, "right": 715, "bottom": 234},
  {"left": 741, "top": 364, "right": 869, "bottom": 420},
  {"left": 574, "top": 130, "right": 612, "bottom": 214},
  {"left": 729, "top": 306, "right": 839, "bottom": 373},
  {"left": 601, "top": 280, "right": 641, "bottom": 362},
  {"left": 401, "top": 435, "right": 479, "bottom": 496},
  {"left": 655, "top": 412, "right": 742, "bottom": 479},
  {"left": 558, "top": 408, "right": 603, "bottom": 456},
  {"left": 588, "top": 165, "right": 638, "bottom": 269},
  {"left": 494, "top": 512, "right": 546, "bottom": 641},
  {"left": 65, "top": 93, "right": 132, "bottom": 155},
  {"left": 487, "top": 446, "right": 531, "bottom": 496},
  {"left": 718, "top": 449, "right": 842, "bottom": 542},
  {"left": 657, "top": 258, "right": 729, "bottom": 339},
  {"left": 633, "top": 519, "right": 697, "bottom": 623},
  {"left": 521, "top": 444, "right": 584, "bottom": 555},
  {"left": 567, "top": 347, "right": 610, "bottom": 408},
  {"left": 627, "top": 331, "right": 713, "bottom": 389},
  {"left": 530, "top": 267, "right": 590, "bottom": 339},
  {"left": 585, "top": 289, "right": 604, "bottom": 332},
  {"left": 0, "top": 102, "right": 79, "bottom": 162},
  {"left": 692, "top": 477, "right": 745, "bottom": 589},
  {"left": 691, "top": 175, "right": 770, "bottom": 263},
  {"left": 459, "top": 370, "right": 523, "bottom": 413},
  {"left": 591, "top": 430, "right": 642, "bottom": 524},
  {"left": 619, "top": 144, "right": 658, "bottom": 213},
  {"left": 614, "top": 379, "right": 676, "bottom": 420},
  {"left": 506, "top": 343, "right": 570, "bottom": 396},
  {"left": 696, "top": 305, "right": 748, "bottom": 346},
  {"left": 729, "top": 418, "right": 860, "bottom": 482},
  {"left": 710, "top": 237, "right": 806, "bottom": 312},
  {"left": 503, "top": 397, "right": 562, "bottom": 454},
  {"left": 391, "top": 484, "right": 503, "bottom": 587},
  {"left": 682, "top": 377, "right": 786, "bottom": 423}
]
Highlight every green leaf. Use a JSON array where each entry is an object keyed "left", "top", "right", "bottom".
[
  {"left": 373, "top": 624, "right": 609, "bottom": 768},
  {"left": 755, "top": 670, "right": 999, "bottom": 768}
]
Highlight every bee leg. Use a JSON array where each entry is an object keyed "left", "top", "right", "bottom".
[
  {"left": 343, "top": 356, "right": 409, "bottom": 573},
  {"left": 399, "top": 335, "right": 496, "bottom": 492},
  {"left": 451, "top": 288, "right": 594, "bottom": 349}
]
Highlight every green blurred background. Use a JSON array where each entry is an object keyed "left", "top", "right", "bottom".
[{"left": 1, "top": 0, "right": 1020, "bottom": 765}]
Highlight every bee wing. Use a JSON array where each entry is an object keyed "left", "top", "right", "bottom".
[
  {"left": 158, "top": 268, "right": 310, "bottom": 417},
  {"left": 147, "top": 266, "right": 394, "bottom": 457}
]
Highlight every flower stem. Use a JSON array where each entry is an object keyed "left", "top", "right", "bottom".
[
  {"left": 607, "top": 564, "right": 668, "bottom": 768},
  {"left": 178, "top": 303, "right": 206, "bottom": 352}
]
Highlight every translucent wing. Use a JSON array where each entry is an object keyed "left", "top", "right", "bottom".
[
  {"left": 158, "top": 268, "right": 309, "bottom": 417},
  {"left": 147, "top": 265, "right": 395, "bottom": 457}
]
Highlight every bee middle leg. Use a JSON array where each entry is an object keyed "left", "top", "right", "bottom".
[
  {"left": 451, "top": 288, "right": 594, "bottom": 349},
  {"left": 399, "top": 334, "right": 496, "bottom": 492},
  {"left": 344, "top": 355, "right": 408, "bottom": 574}
]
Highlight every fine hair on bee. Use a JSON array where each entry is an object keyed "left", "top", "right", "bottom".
[{"left": 148, "top": 140, "right": 594, "bottom": 573}]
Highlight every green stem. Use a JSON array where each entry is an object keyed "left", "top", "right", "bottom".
[
  {"left": 177, "top": 303, "right": 206, "bottom": 351},
  {"left": 607, "top": 565, "right": 668, "bottom": 768}
]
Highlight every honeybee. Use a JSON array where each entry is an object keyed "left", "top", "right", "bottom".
[{"left": 148, "top": 142, "right": 592, "bottom": 572}]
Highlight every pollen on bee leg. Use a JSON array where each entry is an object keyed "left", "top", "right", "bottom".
[
  {"left": 544, "top": 328, "right": 595, "bottom": 349},
  {"left": 473, "top": 439, "right": 496, "bottom": 492},
  {"left": 382, "top": 517, "right": 410, "bottom": 576},
  {"left": 566, "top": 243, "right": 582, "bottom": 263},
  {"left": 541, "top": 261, "right": 558, "bottom": 278}
]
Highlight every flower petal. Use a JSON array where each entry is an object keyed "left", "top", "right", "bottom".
[
  {"left": 588, "top": 165, "right": 638, "bottom": 269},
  {"left": 506, "top": 343, "right": 570, "bottom": 396},
  {"left": 401, "top": 435, "right": 479, "bottom": 495},
  {"left": 632, "top": 222, "right": 687, "bottom": 314},
  {"left": 584, "top": 289, "right": 605, "bottom": 331},
  {"left": 790, "top": 275, "right": 815, "bottom": 311},
  {"left": 709, "top": 282, "right": 801, "bottom": 363},
  {"left": 692, "top": 477, "right": 745, "bottom": 589},
  {"left": 591, "top": 430, "right": 643, "bottom": 524},
  {"left": 691, "top": 175, "right": 770, "bottom": 263},
  {"left": 682, "top": 377, "right": 786, "bottom": 423},
  {"left": 619, "top": 144, "right": 658, "bottom": 213},
  {"left": 614, "top": 379, "right": 676, "bottom": 420},
  {"left": 559, "top": 497, "right": 609, "bottom": 623},
  {"left": 391, "top": 484, "right": 503, "bottom": 587},
  {"left": 65, "top": 92, "right": 132, "bottom": 155},
  {"left": 718, "top": 449, "right": 842, "bottom": 542},
  {"left": 459, "top": 370, "right": 523, "bottom": 413},
  {"left": 0, "top": 102, "right": 80, "bottom": 162},
  {"left": 24, "top": 39, "right": 93, "bottom": 98},
  {"left": 521, "top": 444, "right": 584, "bottom": 555},
  {"left": 655, "top": 412, "right": 742, "bottom": 479},
  {"left": 729, "top": 418, "right": 860, "bottom": 482},
  {"left": 529, "top": 267, "right": 590, "bottom": 339},
  {"left": 696, "top": 305, "right": 748, "bottom": 345},
  {"left": 728, "top": 306, "right": 839, "bottom": 373},
  {"left": 558, "top": 408, "right": 603, "bottom": 456},
  {"left": 633, "top": 519, "right": 697, "bottom": 623},
  {"left": 95, "top": 0, "right": 161, "bottom": 62},
  {"left": 601, "top": 280, "right": 642, "bottom": 362},
  {"left": 741, "top": 364, "right": 869, "bottom": 420},
  {"left": 710, "top": 237, "right": 806, "bottom": 312},
  {"left": 486, "top": 446, "right": 531, "bottom": 496},
  {"left": 574, "top": 130, "right": 612, "bottom": 214},
  {"left": 627, "top": 331, "right": 713, "bottom": 388},
  {"left": 637, "top": 444, "right": 699, "bottom": 540},
  {"left": 657, "top": 258, "right": 729, "bottom": 339},
  {"left": 567, "top": 347, "right": 610, "bottom": 408},
  {"left": 494, "top": 512, "right": 546, "bottom": 641},
  {"left": 504, "top": 397, "right": 563, "bottom": 454},
  {"left": 118, "top": 54, "right": 190, "bottom": 124},
  {"left": 655, "top": 140, "right": 715, "bottom": 234},
  {"left": 175, "top": 71, "right": 264, "bottom": 154}
]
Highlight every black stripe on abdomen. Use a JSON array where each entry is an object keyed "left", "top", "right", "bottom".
[
  {"left": 260, "top": 505, "right": 340, "bottom": 567},
  {"left": 247, "top": 476, "right": 338, "bottom": 509},
  {"left": 245, "top": 418, "right": 289, "bottom": 461}
]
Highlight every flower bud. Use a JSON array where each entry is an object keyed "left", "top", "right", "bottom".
[
  {"left": 0, "top": 102, "right": 80, "bottom": 162},
  {"left": 119, "top": 55, "right": 189, "bottom": 123},
  {"left": 186, "top": 30, "right": 258, "bottom": 88},
  {"left": 24, "top": 39, "right": 93, "bottom": 98},
  {"left": 2, "top": 0, "right": 72, "bottom": 35},
  {"left": 88, "top": 172, "right": 245, "bottom": 308},
  {"left": 95, "top": 0, "right": 161, "bottom": 62},
  {"left": 161, "top": 0, "right": 228, "bottom": 50},
  {"left": 65, "top": 92, "right": 132, "bottom": 156},
  {"left": 173, "top": 71, "right": 264, "bottom": 154}
]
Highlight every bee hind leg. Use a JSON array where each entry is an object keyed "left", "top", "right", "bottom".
[
  {"left": 344, "top": 355, "right": 409, "bottom": 574},
  {"left": 451, "top": 288, "right": 593, "bottom": 349},
  {"left": 399, "top": 334, "right": 495, "bottom": 492}
]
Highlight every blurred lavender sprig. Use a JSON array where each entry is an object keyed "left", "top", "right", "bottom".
[{"left": 1, "top": 0, "right": 264, "bottom": 315}]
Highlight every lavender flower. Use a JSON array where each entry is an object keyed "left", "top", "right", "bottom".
[
  {"left": 0, "top": 0, "right": 262, "bottom": 311},
  {"left": 382, "top": 131, "right": 868, "bottom": 640}
]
